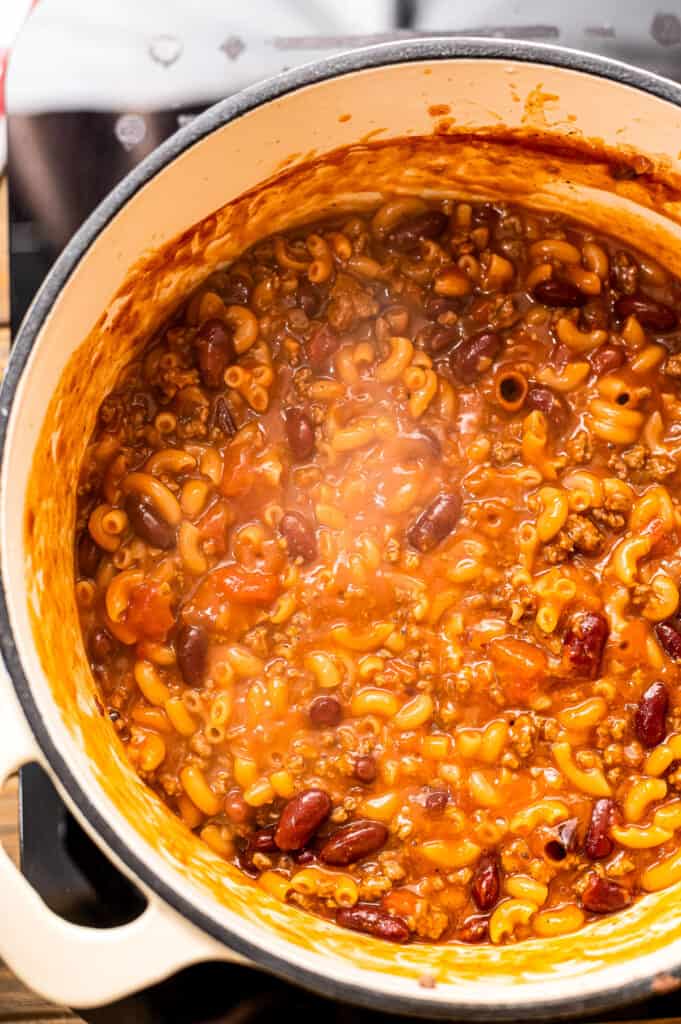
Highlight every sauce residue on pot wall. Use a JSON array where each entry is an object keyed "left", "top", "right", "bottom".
[
  {"left": 521, "top": 83, "right": 561, "bottom": 127},
  {"left": 428, "top": 103, "right": 451, "bottom": 117},
  {"left": 22, "top": 129, "right": 681, "bottom": 988}
]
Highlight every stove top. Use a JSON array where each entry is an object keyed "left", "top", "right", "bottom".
[{"left": 9, "top": 2, "right": 681, "bottom": 1020}]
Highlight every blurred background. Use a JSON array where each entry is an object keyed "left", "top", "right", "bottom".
[{"left": 7, "top": 1, "right": 681, "bottom": 330}]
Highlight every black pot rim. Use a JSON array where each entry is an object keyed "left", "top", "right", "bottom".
[{"left": 2, "top": 36, "right": 681, "bottom": 1021}]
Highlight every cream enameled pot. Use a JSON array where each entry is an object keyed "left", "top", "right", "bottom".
[{"left": 5, "top": 39, "right": 681, "bottom": 1018}]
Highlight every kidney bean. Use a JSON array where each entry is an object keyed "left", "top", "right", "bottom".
[
  {"left": 235, "top": 825, "right": 279, "bottom": 877},
  {"left": 458, "top": 916, "right": 489, "bottom": 943},
  {"left": 279, "top": 511, "right": 317, "bottom": 563},
  {"left": 294, "top": 849, "right": 317, "bottom": 866},
  {"left": 563, "top": 611, "right": 609, "bottom": 679},
  {"left": 582, "top": 874, "right": 629, "bottom": 914},
  {"left": 406, "top": 493, "right": 461, "bottom": 553},
  {"left": 275, "top": 788, "right": 332, "bottom": 851},
  {"left": 354, "top": 755, "right": 377, "bottom": 783},
  {"left": 580, "top": 300, "right": 609, "bottom": 332},
  {"left": 386, "top": 211, "right": 448, "bottom": 250},
  {"left": 211, "top": 396, "right": 236, "bottom": 438},
  {"left": 533, "top": 279, "right": 587, "bottom": 308},
  {"left": 205, "top": 270, "right": 251, "bottom": 306},
  {"left": 545, "top": 817, "right": 580, "bottom": 861},
  {"left": 590, "top": 344, "right": 625, "bottom": 377},
  {"left": 655, "top": 620, "right": 681, "bottom": 661},
  {"left": 307, "top": 323, "right": 340, "bottom": 367},
  {"left": 125, "top": 493, "right": 176, "bottom": 550},
  {"left": 418, "top": 323, "right": 459, "bottom": 355},
  {"left": 423, "top": 787, "right": 449, "bottom": 813},
  {"left": 224, "top": 790, "right": 253, "bottom": 825},
  {"left": 309, "top": 695, "right": 342, "bottom": 728},
  {"left": 585, "top": 799, "right": 615, "bottom": 860},
  {"left": 297, "top": 280, "right": 322, "bottom": 318},
  {"left": 78, "top": 532, "right": 101, "bottom": 576},
  {"left": 176, "top": 624, "right": 208, "bottom": 687},
  {"left": 89, "top": 628, "right": 115, "bottom": 663},
  {"left": 450, "top": 331, "right": 502, "bottom": 384},
  {"left": 233, "top": 848, "right": 259, "bottom": 878},
  {"left": 614, "top": 294, "right": 677, "bottom": 331},
  {"left": 471, "top": 855, "right": 500, "bottom": 911},
  {"left": 524, "top": 385, "right": 568, "bottom": 431},
  {"left": 336, "top": 905, "right": 410, "bottom": 943},
  {"left": 635, "top": 681, "right": 669, "bottom": 747},
  {"left": 195, "top": 318, "right": 236, "bottom": 389},
  {"left": 319, "top": 820, "right": 389, "bottom": 865},
  {"left": 284, "top": 407, "right": 315, "bottom": 460},
  {"left": 250, "top": 826, "right": 278, "bottom": 853},
  {"left": 424, "top": 296, "right": 461, "bottom": 320}
]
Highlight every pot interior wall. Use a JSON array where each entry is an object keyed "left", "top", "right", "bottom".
[{"left": 8, "top": 57, "right": 681, "bottom": 1004}]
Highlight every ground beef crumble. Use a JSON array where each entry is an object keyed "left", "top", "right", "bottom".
[
  {"left": 590, "top": 507, "right": 626, "bottom": 531},
  {"left": 543, "top": 513, "right": 603, "bottom": 563},
  {"left": 326, "top": 273, "right": 379, "bottom": 331},
  {"left": 508, "top": 714, "right": 538, "bottom": 760},
  {"left": 411, "top": 902, "right": 450, "bottom": 941},
  {"left": 490, "top": 439, "right": 522, "bottom": 465},
  {"left": 565, "top": 430, "right": 593, "bottom": 464},
  {"left": 609, "top": 444, "right": 677, "bottom": 483},
  {"left": 665, "top": 353, "right": 681, "bottom": 379}
]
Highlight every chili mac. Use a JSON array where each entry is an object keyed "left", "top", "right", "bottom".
[{"left": 75, "top": 197, "right": 681, "bottom": 945}]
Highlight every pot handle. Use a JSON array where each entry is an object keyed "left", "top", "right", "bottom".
[{"left": 0, "top": 674, "right": 249, "bottom": 1008}]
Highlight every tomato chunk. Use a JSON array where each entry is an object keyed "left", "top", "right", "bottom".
[
  {"left": 489, "top": 636, "right": 547, "bottom": 704},
  {"left": 125, "top": 581, "right": 175, "bottom": 641},
  {"left": 220, "top": 445, "right": 255, "bottom": 497},
  {"left": 201, "top": 564, "right": 281, "bottom": 606},
  {"left": 381, "top": 888, "right": 420, "bottom": 918},
  {"left": 197, "top": 500, "right": 231, "bottom": 556}
]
